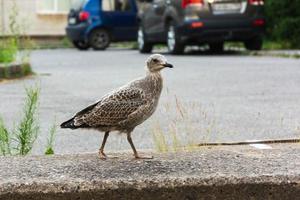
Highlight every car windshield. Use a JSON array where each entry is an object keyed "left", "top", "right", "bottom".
[{"left": 71, "top": 0, "right": 86, "bottom": 10}]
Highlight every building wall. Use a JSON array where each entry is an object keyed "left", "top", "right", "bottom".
[{"left": 0, "top": 0, "right": 68, "bottom": 36}]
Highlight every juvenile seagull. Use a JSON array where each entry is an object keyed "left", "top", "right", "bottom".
[{"left": 61, "top": 54, "right": 173, "bottom": 159}]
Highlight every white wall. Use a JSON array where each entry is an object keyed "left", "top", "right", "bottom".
[{"left": 0, "top": 0, "right": 68, "bottom": 36}]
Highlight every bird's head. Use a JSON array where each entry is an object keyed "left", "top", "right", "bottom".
[{"left": 146, "top": 54, "right": 173, "bottom": 73}]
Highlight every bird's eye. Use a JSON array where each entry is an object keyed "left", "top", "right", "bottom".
[{"left": 153, "top": 59, "right": 159, "bottom": 63}]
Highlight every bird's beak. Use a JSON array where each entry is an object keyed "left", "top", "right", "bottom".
[{"left": 163, "top": 63, "right": 174, "bottom": 68}]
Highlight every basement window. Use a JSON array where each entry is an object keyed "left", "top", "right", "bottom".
[{"left": 37, "top": 0, "right": 73, "bottom": 14}]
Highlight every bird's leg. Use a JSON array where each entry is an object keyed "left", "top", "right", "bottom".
[
  {"left": 98, "top": 131, "right": 109, "bottom": 160},
  {"left": 127, "top": 133, "right": 153, "bottom": 159}
]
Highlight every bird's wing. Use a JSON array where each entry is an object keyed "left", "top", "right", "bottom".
[{"left": 73, "top": 87, "right": 147, "bottom": 127}]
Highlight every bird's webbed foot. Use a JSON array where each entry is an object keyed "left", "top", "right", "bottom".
[{"left": 98, "top": 151, "right": 107, "bottom": 160}]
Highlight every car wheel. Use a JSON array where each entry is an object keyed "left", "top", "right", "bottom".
[
  {"left": 138, "top": 25, "right": 153, "bottom": 53},
  {"left": 244, "top": 36, "right": 263, "bottom": 51},
  {"left": 209, "top": 42, "right": 224, "bottom": 53},
  {"left": 72, "top": 41, "right": 89, "bottom": 50},
  {"left": 167, "top": 23, "right": 184, "bottom": 55},
  {"left": 89, "top": 29, "right": 110, "bottom": 50}
]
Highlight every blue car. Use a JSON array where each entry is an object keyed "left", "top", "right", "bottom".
[{"left": 66, "top": 0, "right": 138, "bottom": 50}]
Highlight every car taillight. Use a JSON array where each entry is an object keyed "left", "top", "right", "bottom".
[
  {"left": 253, "top": 19, "right": 265, "bottom": 26},
  {"left": 182, "top": 0, "right": 204, "bottom": 9},
  {"left": 79, "top": 11, "right": 89, "bottom": 21},
  {"left": 191, "top": 22, "right": 204, "bottom": 28},
  {"left": 248, "top": 0, "right": 264, "bottom": 6}
]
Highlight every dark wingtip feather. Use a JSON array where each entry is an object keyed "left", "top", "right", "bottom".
[{"left": 60, "top": 118, "right": 77, "bottom": 129}]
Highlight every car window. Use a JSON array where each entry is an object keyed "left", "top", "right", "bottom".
[{"left": 102, "top": 0, "right": 131, "bottom": 12}]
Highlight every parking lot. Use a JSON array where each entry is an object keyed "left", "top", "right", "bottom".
[{"left": 0, "top": 49, "right": 300, "bottom": 155}]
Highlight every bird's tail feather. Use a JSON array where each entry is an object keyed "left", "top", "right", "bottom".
[{"left": 60, "top": 118, "right": 77, "bottom": 129}]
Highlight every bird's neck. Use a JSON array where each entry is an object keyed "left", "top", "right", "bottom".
[
  {"left": 147, "top": 71, "right": 162, "bottom": 80},
  {"left": 145, "top": 71, "right": 163, "bottom": 98}
]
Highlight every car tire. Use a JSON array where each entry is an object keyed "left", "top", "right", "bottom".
[
  {"left": 72, "top": 41, "right": 89, "bottom": 50},
  {"left": 89, "top": 29, "right": 110, "bottom": 50},
  {"left": 209, "top": 42, "right": 224, "bottom": 53},
  {"left": 244, "top": 36, "right": 263, "bottom": 51},
  {"left": 167, "top": 22, "right": 185, "bottom": 55},
  {"left": 138, "top": 25, "right": 153, "bottom": 53}
]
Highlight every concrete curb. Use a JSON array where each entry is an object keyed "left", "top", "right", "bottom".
[{"left": 1, "top": 144, "right": 300, "bottom": 200}]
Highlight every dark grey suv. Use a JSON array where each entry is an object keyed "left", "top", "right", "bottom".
[{"left": 137, "top": 0, "right": 265, "bottom": 54}]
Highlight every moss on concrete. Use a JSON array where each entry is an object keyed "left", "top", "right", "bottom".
[{"left": 0, "top": 62, "right": 33, "bottom": 80}]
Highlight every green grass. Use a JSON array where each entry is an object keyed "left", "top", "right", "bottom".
[
  {"left": 225, "top": 40, "right": 298, "bottom": 51},
  {"left": 262, "top": 40, "right": 294, "bottom": 50},
  {"left": 0, "top": 0, "right": 19, "bottom": 64},
  {"left": 152, "top": 121, "right": 169, "bottom": 152},
  {"left": 151, "top": 96, "right": 217, "bottom": 153},
  {"left": 0, "top": 39, "right": 17, "bottom": 63},
  {"left": 0, "top": 1, "right": 36, "bottom": 65},
  {"left": 33, "top": 37, "right": 73, "bottom": 50},
  {"left": 152, "top": 92, "right": 300, "bottom": 153},
  {"left": 61, "top": 37, "right": 72, "bottom": 48}
]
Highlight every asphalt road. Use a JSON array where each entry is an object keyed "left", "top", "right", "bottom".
[{"left": 0, "top": 49, "right": 300, "bottom": 155}]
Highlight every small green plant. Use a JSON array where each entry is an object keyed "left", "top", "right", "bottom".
[
  {"left": 45, "top": 122, "right": 57, "bottom": 155},
  {"left": 15, "top": 87, "right": 40, "bottom": 155},
  {"left": 0, "top": 86, "right": 56, "bottom": 156},
  {"left": 0, "top": 118, "right": 11, "bottom": 156}
]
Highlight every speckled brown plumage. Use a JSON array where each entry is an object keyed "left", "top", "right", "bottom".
[{"left": 61, "top": 54, "right": 173, "bottom": 159}]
